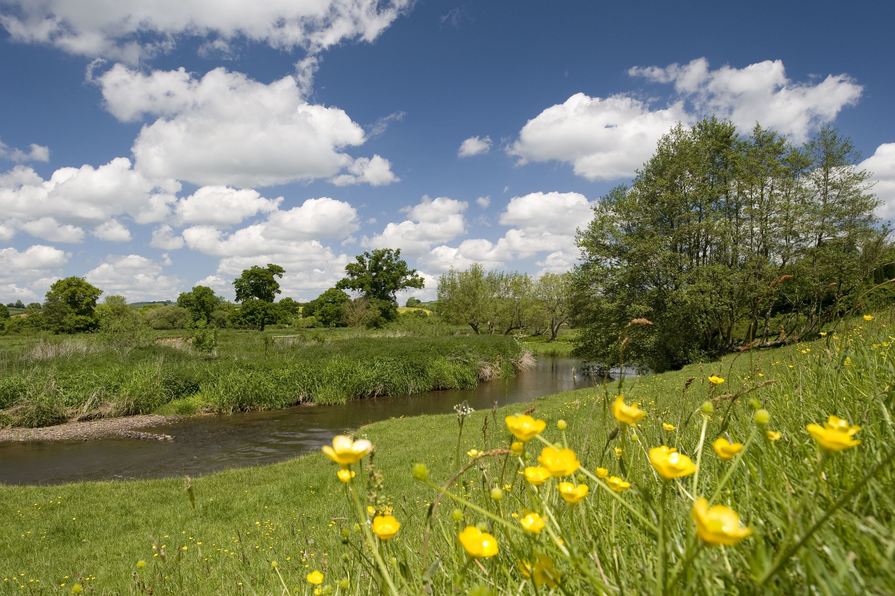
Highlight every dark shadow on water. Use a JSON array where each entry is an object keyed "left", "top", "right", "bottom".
[{"left": 0, "top": 358, "right": 608, "bottom": 485}]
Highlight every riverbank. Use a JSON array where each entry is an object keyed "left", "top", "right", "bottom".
[
  {"left": 0, "top": 333, "right": 524, "bottom": 428},
  {"left": 0, "top": 414, "right": 177, "bottom": 442},
  {"left": 2, "top": 317, "right": 892, "bottom": 593}
]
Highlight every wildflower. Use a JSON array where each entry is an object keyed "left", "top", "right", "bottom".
[
  {"left": 519, "top": 512, "right": 545, "bottom": 534},
  {"left": 519, "top": 555, "right": 559, "bottom": 588},
  {"left": 612, "top": 395, "right": 646, "bottom": 425},
  {"left": 523, "top": 466, "right": 551, "bottom": 486},
  {"left": 557, "top": 419, "right": 568, "bottom": 431},
  {"left": 557, "top": 482, "right": 589, "bottom": 504},
  {"left": 458, "top": 526, "right": 499, "bottom": 558},
  {"left": 708, "top": 375, "right": 725, "bottom": 386},
  {"left": 270, "top": 560, "right": 278, "bottom": 569},
  {"left": 662, "top": 422, "right": 675, "bottom": 431},
  {"left": 606, "top": 476, "right": 631, "bottom": 493},
  {"left": 844, "top": 357, "right": 852, "bottom": 367},
  {"left": 371, "top": 515, "right": 401, "bottom": 541},
  {"left": 71, "top": 584, "right": 83, "bottom": 594},
  {"left": 136, "top": 560, "right": 146, "bottom": 569},
  {"left": 649, "top": 446, "right": 697, "bottom": 479},
  {"left": 766, "top": 430, "right": 781, "bottom": 442},
  {"left": 505, "top": 414, "right": 547, "bottom": 442},
  {"left": 490, "top": 487, "right": 504, "bottom": 501},
  {"left": 467, "top": 449, "right": 482, "bottom": 458},
  {"left": 864, "top": 314, "right": 874, "bottom": 321},
  {"left": 754, "top": 409, "right": 771, "bottom": 425},
  {"left": 820, "top": 331, "right": 828, "bottom": 337},
  {"left": 366, "top": 505, "right": 376, "bottom": 517},
  {"left": 336, "top": 469, "right": 356, "bottom": 483},
  {"left": 510, "top": 441, "right": 524, "bottom": 455},
  {"left": 613, "top": 446, "right": 623, "bottom": 458},
  {"left": 692, "top": 497, "right": 752, "bottom": 546},
  {"left": 306, "top": 570, "right": 324, "bottom": 585},
  {"left": 595, "top": 467, "right": 609, "bottom": 478},
  {"left": 806, "top": 415, "right": 861, "bottom": 451},
  {"left": 322, "top": 435, "right": 372, "bottom": 466},
  {"left": 411, "top": 463, "right": 429, "bottom": 481},
  {"left": 538, "top": 446, "right": 580, "bottom": 477},
  {"left": 712, "top": 437, "right": 744, "bottom": 460},
  {"left": 701, "top": 401, "right": 714, "bottom": 415}
]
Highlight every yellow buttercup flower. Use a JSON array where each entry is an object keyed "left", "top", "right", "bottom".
[
  {"left": 336, "top": 468, "right": 356, "bottom": 483},
  {"left": 371, "top": 515, "right": 401, "bottom": 541},
  {"left": 712, "top": 437, "right": 744, "bottom": 460},
  {"left": 538, "top": 446, "right": 580, "bottom": 477},
  {"left": 806, "top": 415, "right": 861, "bottom": 451},
  {"left": 708, "top": 375, "right": 725, "bottom": 386},
  {"left": 467, "top": 449, "right": 482, "bottom": 458},
  {"left": 766, "top": 430, "right": 781, "bottom": 442},
  {"left": 613, "top": 446, "right": 623, "bottom": 458},
  {"left": 511, "top": 441, "right": 524, "bottom": 455},
  {"left": 458, "top": 526, "right": 499, "bottom": 558},
  {"left": 322, "top": 435, "right": 372, "bottom": 466},
  {"left": 557, "top": 482, "right": 589, "bottom": 504},
  {"left": 662, "top": 422, "right": 675, "bottom": 431},
  {"left": 692, "top": 497, "right": 752, "bottom": 546},
  {"left": 595, "top": 467, "right": 609, "bottom": 478},
  {"left": 606, "top": 476, "right": 631, "bottom": 493},
  {"left": 505, "top": 414, "right": 547, "bottom": 442},
  {"left": 519, "top": 512, "right": 545, "bottom": 534},
  {"left": 523, "top": 466, "right": 551, "bottom": 486},
  {"left": 649, "top": 446, "right": 697, "bottom": 479},
  {"left": 306, "top": 570, "right": 324, "bottom": 585},
  {"left": 863, "top": 314, "right": 874, "bottom": 321},
  {"left": 612, "top": 395, "right": 646, "bottom": 425},
  {"left": 519, "top": 555, "right": 559, "bottom": 588}
]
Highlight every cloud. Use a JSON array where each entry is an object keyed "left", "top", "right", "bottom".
[
  {"left": 0, "top": 157, "right": 178, "bottom": 225},
  {"left": 20, "top": 217, "right": 86, "bottom": 243},
  {"left": 629, "top": 58, "right": 862, "bottom": 142},
  {"left": 174, "top": 186, "right": 282, "bottom": 226},
  {"left": 96, "top": 64, "right": 394, "bottom": 188},
  {"left": 458, "top": 135, "right": 492, "bottom": 157},
  {"left": 513, "top": 59, "right": 862, "bottom": 181},
  {"left": 0, "top": 138, "right": 49, "bottom": 163},
  {"left": 860, "top": 143, "right": 895, "bottom": 221},
  {"left": 0, "top": 244, "right": 69, "bottom": 302},
  {"left": 510, "top": 93, "right": 688, "bottom": 180},
  {"left": 367, "top": 196, "right": 467, "bottom": 255},
  {"left": 0, "top": 0, "right": 412, "bottom": 62},
  {"left": 476, "top": 195, "right": 490, "bottom": 208},
  {"left": 93, "top": 219, "right": 132, "bottom": 242},
  {"left": 330, "top": 155, "right": 399, "bottom": 187},
  {"left": 151, "top": 225, "right": 184, "bottom": 250},
  {"left": 85, "top": 254, "right": 181, "bottom": 301}
]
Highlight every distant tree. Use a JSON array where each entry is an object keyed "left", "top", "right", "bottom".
[
  {"left": 234, "top": 264, "right": 285, "bottom": 303},
  {"left": 43, "top": 277, "right": 102, "bottom": 334},
  {"left": 536, "top": 272, "right": 573, "bottom": 341},
  {"left": 96, "top": 295, "right": 149, "bottom": 353},
  {"left": 277, "top": 297, "right": 301, "bottom": 316},
  {"left": 342, "top": 297, "right": 383, "bottom": 328},
  {"left": 337, "top": 249, "right": 424, "bottom": 321},
  {"left": 176, "top": 285, "right": 222, "bottom": 325},
  {"left": 0, "top": 304, "right": 8, "bottom": 321},
  {"left": 14, "top": 300, "right": 24, "bottom": 309},
  {"left": 405, "top": 297, "right": 422, "bottom": 308},
  {"left": 437, "top": 264, "right": 497, "bottom": 334},
  {"left": 236, "top": 298, "right": 278, "bottom": 331},
  {"left": 303, "top": 288, "right": 350, "bottom": 327},
  {"left": 142, "top": 305, "right": 191, "bottom": 330}
]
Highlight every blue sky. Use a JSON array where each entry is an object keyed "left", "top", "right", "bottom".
[{"left": 1, "top": 0, "right": 894, "bottom": 303}]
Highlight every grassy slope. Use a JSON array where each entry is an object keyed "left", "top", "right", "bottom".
[{"left": 2, "top": 319, "right": 894, "bottom": 593}]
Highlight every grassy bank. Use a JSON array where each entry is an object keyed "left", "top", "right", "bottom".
[
  {"left": 1, "top": 315, "right": 893, "bottom": 593},
  {"left": 0, "top": 331, "right": 523, "bottom": 427}
]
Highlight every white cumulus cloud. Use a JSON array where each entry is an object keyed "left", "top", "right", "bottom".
[
  {"left": 151, "top": 224, "right": 185, "bottom": 250},
  {"left": 860, "top": 143, "right": 895, "bottom": 221},
  {"left": 85, "top": 254, "right": 181, "bottom": 301},
  {"left": 458, "top": 135, "right": 492, "bottom": 157},
  {"left": 93, "top": 219, "right": 132, "bottom": 242},
  {"left": 174, "top": 186, "right": 282, "bottom": 226},
  {"left": 368, "top": 197, "right": 467, "bottom": 256},
  {"left": 0, "top": 138, "right": 49, "bottom": 163},
  {"left": 0, "top": 244, "right": 69, "bottom": 302},
  {"left": 20, "top": 217, "right": 86, "bottom": 243}
]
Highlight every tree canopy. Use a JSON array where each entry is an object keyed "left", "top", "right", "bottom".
[
  {"left": 336, "top": 249, "right": 424, "bottom": 321},
  {"left": 43, "top": 277, "right": 102, "bottom": 334},
  {"left": 176, "top": 285, "right": 222, "bottom": 325},
  {"left": 303, "top": 288, "right": 350, "bottom": 327},
  {"left": 234, "top": 264, "right": 285, "bottom": 303}
]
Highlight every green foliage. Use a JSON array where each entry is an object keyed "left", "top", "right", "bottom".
[
  {"left": 574, "top": 120, "right": 887, "bottom": 371},
  {"left": 337, "top": 249, "right": 424, "bottom": 321},
  {"left": 303, "top": 288, "right": 350, "bottom": 327},
  {"left": 42, "top": 277, "right": 102, "bottom": 334},
  {"left": 0, "top": 304, "right": 9, "bottom": 320},
  {"left": 234, "top": 264, "right": 285, "bottom": 303},
  {"left": 405, "top": 296, "right": 422, "bottom": 307},
  {"left": 141, "top": 304, "right": 191, "bottom": 330},
  {"left": 96, "top": 296, "right": 150, "bottom": 353},
  {"left": 191, "top": 325, "right": 217, "bottom": 354},
  {"left": 236, "top": 298, "right": 279, "bottom": 331},
  {"left": 176, "top": 285, "right": 222, "bottom": 325}
]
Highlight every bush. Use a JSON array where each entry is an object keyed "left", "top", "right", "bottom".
[{"left": 142, "top": 305, "right": 191, "bottom": 330}]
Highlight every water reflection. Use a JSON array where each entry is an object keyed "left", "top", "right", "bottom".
[{"left": 0, "top": 358, "right": 597, "bottom": 485}]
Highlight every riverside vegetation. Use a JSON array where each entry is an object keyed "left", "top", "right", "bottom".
[{"left": 1, "top": 313, "right": 893, "bottom": 593}]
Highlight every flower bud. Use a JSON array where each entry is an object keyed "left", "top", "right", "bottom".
[
  {"left": 754, "top": 409, "right": 771, "bottom": 426},
  {"left": 701, "top": 401, "right": 714, "bottom": 415},
  {"left": 557, "top": 419, "right": 568, "bottom": 430},
  {"left": 489, "top": 487, "right": 504, "bottom": 501},
  {"left": 411, "top": 463, "right": 429, "bottom": 481},
  {"left": 510, "top": 441, "right": 524, "bottom": 455},
  {"left": 748, "top": 398, "right": 761, "bottom": 410},
  {"left": 451, "top": 508, "right": 464, "bottom": 522},
  {"left": 338, "top": 579, "right": 350, "bottom": 590}
]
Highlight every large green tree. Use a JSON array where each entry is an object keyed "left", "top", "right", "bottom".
[
  {"left": 336, "top": 249, "right": 424, "bottom": 321},
  {"left": 43, "top": 277, "right": 102, "bottom": 334},
  {"left": 573, "top": 119, "right": 885, "bottom": 371},
  {"left": 303, "top": 288, "right": 350, "bottom": 327},
  {"left": 234, "top": 264, "right": 285, "bottom": 303},
  {"left": 176, "top": 285, "right": 222, "bottom": 325}
]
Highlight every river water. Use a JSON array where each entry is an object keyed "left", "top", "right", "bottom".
[{"left": 0, "top": 357, "right": 599, "bottom": 485}]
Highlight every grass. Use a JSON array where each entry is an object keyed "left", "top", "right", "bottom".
[
  {"left": 1, "top": 314, "right": 893, "bottom": 593},
  {"left": 0, "top": 330, "right": 523, "bottom": 427}
]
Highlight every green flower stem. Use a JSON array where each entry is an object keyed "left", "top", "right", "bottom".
[
  {"left": 665, "top": 538, "right": 702, "bottom": 590},
  {"left": 656, "top": 482, "right": 667, "bottom": 596},
  {"left": 690, "top": 414, "right": 710, "bottom": 497},
  {"left": 425, "top": 479, "right": 523, "bottom": 535},
  {"left": 346, "top": 482, "right": 399, "bottom": 596},
  {"left": 579, "top": 467, "right": 658, "bottom": 535},
  {"left": 708, "top": 428, "right": 758, "bottom": 504}
]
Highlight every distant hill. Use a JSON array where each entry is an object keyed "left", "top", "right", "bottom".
[{"left": 130, "top": 300, "right": 175, "bottom": 308}]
